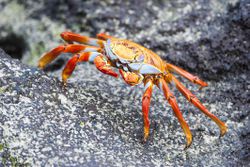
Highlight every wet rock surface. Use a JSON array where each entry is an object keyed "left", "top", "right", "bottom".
[{"left": 0, "top": 0, "right": 250, "bottom": 166}]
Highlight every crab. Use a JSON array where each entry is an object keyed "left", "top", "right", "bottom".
[{"left": 38, "top": 31, "right": 227, "bottom": 148}]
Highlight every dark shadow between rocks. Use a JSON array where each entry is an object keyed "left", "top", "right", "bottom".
[{"left": 0, "top": 33, "right": 27, "bottom": 60}]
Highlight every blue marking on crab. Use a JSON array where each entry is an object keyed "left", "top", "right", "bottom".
[
  {"left": 105, "top": 39, "right": 117, "bottom": 61},
  {"left": 88, "top": 52, "right": 100, "bottom": 62},
  {"left": 128, "top": 63, "right": 142, "bottom": 71},
  {"left": 139, "top": 64, "right": 162, "bottom": 74},
  {"left": 128, "top": 63, "right": 162, "bottom": 74},
  {"left": 144, "top": 80, "right": 152, "bottom": 92},
  {"left": 119, "top": 58, "right": 129, "bottom": 64}
]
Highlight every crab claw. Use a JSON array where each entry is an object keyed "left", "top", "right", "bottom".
[
  {"left": 119, "top": 69, "right": 143, "bottom": 86},
  {"left": 94, "top": 55, "right": 119, "bottom": 78}
]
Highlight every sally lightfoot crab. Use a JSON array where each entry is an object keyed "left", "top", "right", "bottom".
[{"left": 38, "top": 31, "right": 227, "bottom": 148}]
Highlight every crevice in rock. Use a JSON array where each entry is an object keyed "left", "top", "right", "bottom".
[{"left": 0, "top": 33, "right": 27, "bottom": 60}]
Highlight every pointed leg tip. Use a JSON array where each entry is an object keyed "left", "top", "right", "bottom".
[
  {"left": 184, "top": 144, "right": 191, "bottom": 150},
  {"left": 142, "top": 131, "right": 150, "bottom": 144},
  {"left": 38, "top": 63, "right": 45, "bottom": 69},
  {"left": 184, "top": 138, "right": 193, "bottom": 150},
  {"left": 198, "top": 84, "right": 208, "bottom": 91},
  {"left": 62, "top": 80, "right": 68, "bottom": 88},
  {"left": 198, "top": 86, "right": 204, "bottom": 91},
  {"left": 202, "top": 82, "right": 208, "bottom": 87},
  {"left": 219, "top": 126, "right": 228, "bottom": 138},
  {"left": 142, "top": 136, "right": 148, "bottom": 144},
  {"left": 142, "top": 138, "right": 147, "bottom": 144}
]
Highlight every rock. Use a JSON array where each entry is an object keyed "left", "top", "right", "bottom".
[
  {"left": 0, "top": 48, "right": 249, "bottom": 166},
  {"left": 0, "top": 0, "right": 249, "bottom": 166}
]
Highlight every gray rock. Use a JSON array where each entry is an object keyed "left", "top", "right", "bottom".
[
  {"left": 0, "top": 48, "right": 249, "bottom": 166},
  {"left": 0, "top": 0, "right": 249, "bottom": 166}
]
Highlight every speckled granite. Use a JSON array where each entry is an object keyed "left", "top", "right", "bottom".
[
  {"left": 0, "top": 0, "right": 249, "bottom": 166},
  {"left": 0, "top": 49, "right": 249, "bottom": 166}
]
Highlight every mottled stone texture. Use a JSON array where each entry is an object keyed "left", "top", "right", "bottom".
[{"left": 0, "top": 0, "right": 249, "bottom": 166}]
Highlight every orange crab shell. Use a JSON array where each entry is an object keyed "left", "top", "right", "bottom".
[{"left": 109, "top": 38, "right": 166, "bottom": 73}]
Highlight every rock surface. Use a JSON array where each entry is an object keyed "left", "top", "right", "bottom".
[{"left": 0, "top": 0, "right": 249, "bottom": 166}]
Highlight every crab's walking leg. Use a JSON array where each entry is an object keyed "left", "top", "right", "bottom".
[
  {"left": 119, "top": 69, "right": 144, "bottom": 86},
  {"left": 94, "top": 55, "right": 119, "bottom": 78},
  {"left": 97, "top": 33, "right": 114, "bottom": 40},
  {"left": 142, "top": 78, "right": 154, "bottom": 142},
  {"left": 61, "top": 31, "right": 105, "bottom": 48},
  {"left": 158, "top": 78, "right": 192, "bottom": 148},
  {"left": 172, "top": 76, "right": 228, "bottom": 137},
  {"left": 38, "top": 44, "right": 101, "bottom": 69},
  {"left": 62, "top": 52, "right": 100, "bottom": 84},
  {"left": 166, "top": 63, "right": 208, "bottom": 89}
]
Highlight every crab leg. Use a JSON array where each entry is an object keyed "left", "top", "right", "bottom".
[
  {"left": 166, "top": 63, "right": 208, "bottom": 88},
  {"left": 172, "top": 76, "right": 228, "bottom": 137},
  {"left": 158, "top": 78, "right": 192, "bottom": 148},
  {"left": 38, "top": 44, "right": 101, "bottom": 69},
  {"left": 94, "top": 55, "right": 119, "bottom": 78},
  {"left": 61, "top": 31, "right": 105, "bottom": 48},
  {"left": 62, "top": 52, "right": 101, "bottom": 84},
  {"left": 97, "top": 33, "right": 114, "bottom": 40},
  {"left": 142, "top": 78, "right": 154, "bottom": 142}
]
